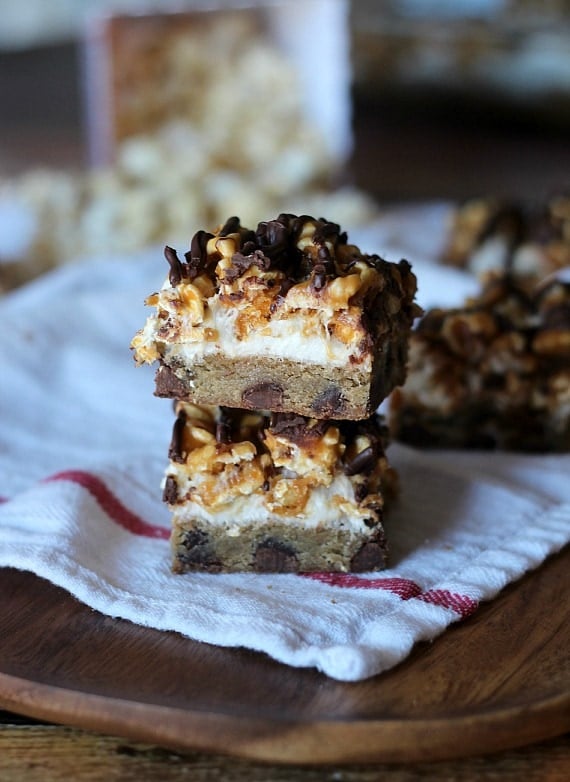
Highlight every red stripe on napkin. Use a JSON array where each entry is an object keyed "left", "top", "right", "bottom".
[
  {"left": 301, "top": 573, "right": 479, "bottom": 618},
  {"left": 418, "top": 589, "right": 478, "bottom": 618},
  {"left": 301, "top": 572, "right": 422, "bottom": 599},
  {"left": 44, "top": 470, "right": 170, "bottom": 540}
]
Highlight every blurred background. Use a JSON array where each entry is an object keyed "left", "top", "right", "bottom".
[{"left": 0, "top": 0, "right": 569, "bottom": 288}]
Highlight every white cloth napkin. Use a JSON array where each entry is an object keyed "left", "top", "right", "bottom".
[{"left": 1, "top": 217, "right": 569, "bottom": 682}]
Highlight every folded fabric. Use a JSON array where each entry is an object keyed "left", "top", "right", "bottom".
[{"left": 1, "top": 212, "right": 568, "bottom": 682}]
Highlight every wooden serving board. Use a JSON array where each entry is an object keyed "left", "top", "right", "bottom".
[{"left": 0, "top": 548, "right": 568, "bottom": 766}]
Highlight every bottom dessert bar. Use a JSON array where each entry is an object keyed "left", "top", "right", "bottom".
[
  {"left": 163, "top": 403, "right": 398, "bottom": 573},
  {"left": 390, "top": 274, "right": 570, "bottom": 452}
]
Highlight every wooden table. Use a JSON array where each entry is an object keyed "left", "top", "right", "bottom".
[
  {"left": 1, "top": 552, "right": 568, "bottom": 780},
  {"left": 0, "top": 711, "right": 568, "bottom": 781},
  {"left": 1, "top": 40, "right": 569, "bottom": 782}
]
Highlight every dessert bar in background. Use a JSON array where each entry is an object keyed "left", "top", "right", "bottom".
[
  {"left": 390, "top": 273, "right": 570, "bottom": 452},
  {"left": 131, "top": 213, "right": 421, "bottom": 420},
  {"left": 441, "top": 193, "right": 570, "bottom": 284},
  {"left": 166, "top": 403, "right": 397, "bottom": 574}
]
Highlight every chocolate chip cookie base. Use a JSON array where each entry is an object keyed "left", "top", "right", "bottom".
[
  {"left": 171, "top": 518, "right": 387, "bottom": 574},
  {"left": 155, "top": 338, "right": 408, "bottom": 420}
]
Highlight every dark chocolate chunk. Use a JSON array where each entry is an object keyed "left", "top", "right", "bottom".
[
  {"left": 254, "top": 538, "right": 299, "bottom": 573},
  {"left": 154, "top": 365, "right": 189, "bottom": 399},
  {"left": 317, "top": 244, "right": 335, "bottom": 271},
  {"left": 269, "top": 277, "right": 296, "bottom": 313},
  {"left": 242, "top": 381, "right": 284, "bottom": 410},
  {"left": 311, "top": 386, "right": 346, "bottom": 419},
  {"left": 241, "top": 240, "right": 257, "bottom": 255}
]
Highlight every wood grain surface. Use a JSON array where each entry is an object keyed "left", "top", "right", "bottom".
[
  {"left": 0, "top": 718, "right": 568, "bottom": 782},
  {"left": 0, "top": 546, "right": 568, "bottom": 766}
]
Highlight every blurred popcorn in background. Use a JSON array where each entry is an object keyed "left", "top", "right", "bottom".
[{"left": 0, "top": 1, "right": 379, "bottom": 292}]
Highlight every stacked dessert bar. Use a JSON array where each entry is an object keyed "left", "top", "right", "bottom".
[{"left": 132, "top": 214, "right": 421, "bottom": 573}]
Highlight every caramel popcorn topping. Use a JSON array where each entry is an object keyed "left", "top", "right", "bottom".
[
  {"left": 131, "top": 213, "right": 420, "bottom": 368},
  {"left": 163, "top": 403, "right": 392, "bottom": 521}
]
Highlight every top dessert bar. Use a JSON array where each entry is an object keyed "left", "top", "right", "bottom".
[
  {"left": 442, "top": 193, "right": 570, "bottom": 284},
  {"left": 132, "top": 214, "right": 421, "bottom": 419}
]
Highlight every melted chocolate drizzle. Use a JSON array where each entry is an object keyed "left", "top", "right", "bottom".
[
  {"left": 165, "top": 214, "right": 394, "bottom": 291},
  {"left": 165, "top": 246, "right": 183, "bottom": 287}
]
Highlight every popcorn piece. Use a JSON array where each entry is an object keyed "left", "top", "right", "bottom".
[
  {"left": 131, "top": 214, "right": 422, "bottom": 420},
  {"left": 166, "top": 403, "right": 397, "bottom": 573}
]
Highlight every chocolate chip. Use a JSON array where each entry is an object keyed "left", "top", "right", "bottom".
[
  {"left": 311, "top": 264, "right": 327, "bottom": 291},
  {"left": 177, "top": 529, "right": 222, "bottom": 572},
  {"left": 269, "top": 413, "right": 328, "bottom": 444},
  {"left": 344, "top": 445, "right": 376, "bottom": 476},
  {"left": 254, "top": 218, "right": 292, "bottom": 264},
  {"left": 185, "top": 229, "right": 213, "bottom": 278},
  {"left": 350, "top": 532, "right": 387, "bottom": 573},
  {"left": 242, "top": 382, "right": 284, "bottom": 410},
  {"left": 154, "top": 365, "right": 189, "bottom": 399},
  {"left": 216, "top": 408, "right": 233, "bottom": 444},
  {"left": 313, "top": 219, "right": 341, "bottom": 245},
  {"left": 241, "top": 240, "right": 257, "bottom": 255},
  {"left": 164, "top": 245, "right": 183, "bottom": 286},
  {"left": 168, "top": 409, "right": 187, "bottom": 463},
  {"left": 254, "top": 538, "right": 299, "bottom": 573},
  {"left": 219, "top": 216, "right": 241, "bottom": 237},
  {"left": 162, "top": 476, "right": 178, "bottom": 504},
  {"left": 311, "top": 386, "right": 345, "bottom": 418}
]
